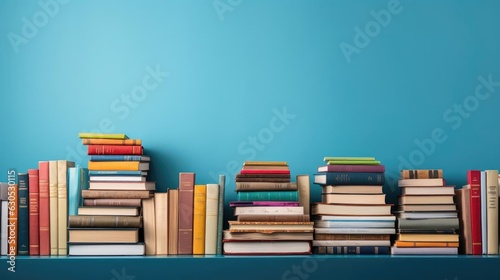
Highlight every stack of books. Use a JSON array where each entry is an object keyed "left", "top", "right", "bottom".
[
  {"left": 223, "top": 161, "right": 314, "bottom": 255},
  {"left": 391, "top": 169, "right": 459, "bottom": 255},
  {"left": 67, "top": 133, "right": 156, "bottom": 256},
  {"left": 312, "top": 157, "right": 394, "bottom": 254}
]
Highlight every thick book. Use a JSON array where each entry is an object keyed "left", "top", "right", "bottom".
[
  {"left": 178, "top": 172, "right": 195, "bottom": 255},
  {"left": 78, "top": 207, "right": 140, "bottom": 216},
  {"left": 154, "top": 193, "right": 168, "bottom": 255},
  {"left": 168, "top": 189, "right": 179, "bottom": 255},
  {"left": 88, "top": 161, "right": 149, "bottom": 171},
  {"left": 28, "top": 169, "right": 40, "bottom": 255},
  {"left": 236, "top": 173, "right": 290, "bottom": 180},
  {"left": 391, "top": 246, "right": 458, "bottom": 255},
  {"left": 205, "top": 184, "right": 219, "bottom": 255},
  {"left": 395, "top": 212, "right": 457, "bottom": 219},
  {"left": 467, "top": 170, "right": 482, "bottom": 255},
  {"left": 87, "top": 145, "right": 143, "bottom": 155},
  {"left": 397, "top": 233, "right": 459, "bottom": 242},
  {"left": 312, "top": 240, "right": 391, "bottom": 247},
  {"left": 192, "top": 185, "right": 206, "bottom": 255},
  {"left": 68, "top": 215, "right": 142, "bottom": 228},
  {"left": 38, "top": 161, "right": 50, "bottom": 256},
  {"left": 235, "top": 182, "right": 296, "bottom": 191},
  {"left": 314, "top": 234, "right": 391, "bottom": 240},
  {"left": 233, "top": 206, "right": 304, "bottom": 216},
  {"left": 312, "top": 203, "right": 392, "bottom": 216},
  {"left": 321, "top": 194, "right": 386, "bottom": 205},
  {"left": 318, "top": 165, "right": 385, "bottom": 173},
  {"left": 68, "top": 243, "right": 145, "bottom": 256},
  {"left": 314, "top": 220, "right": 394, "bottom": 228},
  {"left": 83, "top": 198, "right": 142, "bottom": 207},
  {"left": 89, "top": 155, "right": 150, "bottom": 161},
  {"left": 143, "top": 197, "right": 156, "bottom": 255},
  {"left": 68, "top": 229, "right": 139, "bottom": 243},
  {"left": 398, "top": 195, "right": 455, "bottom": 205},
  {"left": 237, "top": 214, "right": 310, "bottom": 222},
  {"left": 228, "top": 221, "right": 314, "bottom": 233},
  {"left": 401, "top": 186, "right": 455, "bottom": 195},
  {"left": 240, "top": 170, "right": 291, "bottom": 175},
  {"left": 88, "top": 181, "right": 156, "bottom": 191},
  {"left": 400, "top": 169, "right": 443, "bottom": 179},
  {"left": 82, "top": 138, "right": 141, "bottom": 145},
  {"left": 88, "top": 170, "right": 147, "bottom": 176},
  {"left": 236, "top": 191, "right": 298, "bottom": 201},
  {"left": 58, "top": 160, "right": 75, "bottom": 255},
  {"left": 48, "top": 161, "right": 58, "bottom": 255},
  {"left": 223, "top": 240, "right": 311, "bottom": 255},
  {"left": 17, "top": 173, "right": 29, "bottom": 255},
  {"left": 394, "top": 240, "right": 459, "bottom": 248},
  {"left": 321, "top": 185, "right": 383, "bottom": 194},
  {"left": 81, "top": 190, "right": 152, "bottom": 199},
  {"left": 230, "top": 201, "right": 299, "bottom": 207},
  {"left": 241, "top": 165, "right": 289, "bottom": 171},
  {"left": 314, "top": 172, "right": 385, "bottom": 185},
  {"left": 296, "top": 175, "right": 310, "bottom": 216},
  {"left": 397, "top": 218, "right": 459, "bottom": 230},
  {"left": 485, "top": 170, "right": 499, "bottom": 254},
  {"left": 68, "top": 167, "right": 89, "bottom": 216},
  {"left": 455, "top": 187, "right": 472, "bottom": 254},
  {"left": 216, "top": 175, "right": 225, "bottom": 255},
  {"left": 398, "top": 178, "right": 444, "bottom": 187},
  {"left": 223, "top": 230, "right": 313, "bottom": 241},
  {"left": 314, "top": 245, "right": 389, "bottom": 255},
  {"left": 316, "top": 215, "right": 396, "bottom": 221},
  {"left": 78, "top": 132, "right": 129, "bottom": 139}
]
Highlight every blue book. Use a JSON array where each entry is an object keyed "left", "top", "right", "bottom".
[
  {"left": 236, "top": 191, "right": 298, "bottom": 201},
  {"left": 17, "top": 173, "right": 29, "bottom": 255},
  {"left": 68, "top": 167, "right": 89, "bottom": 216},
  {"left": 88, "top": 170, "right": 147, "bottom": 176},
  {"left": 313, "top": 172, "right": 385, "bottom": 185},
  {"left": 89, "top": 155, "right": 150, "bottom": 162}
]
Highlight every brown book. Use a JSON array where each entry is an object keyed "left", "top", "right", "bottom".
[
  {"left": 314, "top": 234, "right": 391, "bottom": 240},
  {"left": 235, "top": 182, "right": 297, "bottom": 191},
  {"left": 241, "top": 165, "right": 290, "bottom": 170},
  {"left": 235, "top": 177, "right": 291, "bottom": 183},
  {"left": 68, "top": 215, "right": 142, "bottom": 228},
  {"left": 68, "top": 229, "right": 139, "bottom": 243},
  {"left": 142, "top": 197, "right": 156, "bottom": 255},
  {"left": 81, "top": 190, "right": 152, "bottom": 199},
  {"left": 237, "top": 214, "right": 310, "bottom": 222},
  {"left": 297, "top": 175, "right": 310, "bottom": 215},
  {"left": 322, "top": 185, "right": 383, "bottom": 194},
  {"left": 168, "top": 189, "right": 179, "bottom": 255},
  {"left": 400, "top": 169, "right": 443, "bottom": 179},
  {"left": 78, "top": 207, "right": 140, "bottom": 216},
  {"left": 177, "top": 172, "right": 195, "bottom": 254},
  {"left": 83, "top": 198, "right": 142, "bottom": 207},
  {"left": 455, "top": 187, "right": 472, "bottom": 254}
]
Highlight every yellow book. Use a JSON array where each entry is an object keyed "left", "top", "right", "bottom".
[
  {"left": 192, "top": 185, "right": 206, "bottom": 255},
  {"left": 78, "top": 132, "right": 128, "bottom": 139},
  {"left": 88, "top": 161, "right": 149, "bottom": 171},
  {"left": 82, "top": 138, "right": 141, "bottom": 145}
]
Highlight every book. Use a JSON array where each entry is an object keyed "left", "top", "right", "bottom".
[
  {"left": 243, "top": 161, "right": 288, "bottom": 166},
  {"left": 178, "top": 172, "right": 195, "bottom": 255},
  {"left": 142, "top": 197, "right": 156, "bottom": 255},
  {"left": 235, "top": 177, "right": 291, "bottom": 183},
  {"left": 323, "top": 157, "right": 376, "bottom": 161},
  {"left": 394, "top": 240, "right": 459, "bottom": 247},
  {"left": 7, "top": 182, "right": 18, "bottom": 256},
  {"left": 321, "top": 185, "right": 383, "bottom": 194},
  {"left": 192, "top": 185, "right": 206, "bottom": 255},
  {"left": 48, "top": 160, "right": 58, "bottom": 255},
  {"left": 89, "top": 176, "right": 145, "bottom": 182},
  {"left": 314, "top": 220, "right": 394, "bottom": 228},
  {"left": 230, "top": 201, "right": 299, "bottom": 207},
  {"left": 17, "top": 173, "right": 29, "bottom": 255},
  {"left": 398, "top": 195, "right": 455, "bottom": 205},
  {"left": 235, "top": 182, "right": 296, "bottom": 191},
  {"left": 216, "top": 175, "right": 225, "bottom": 255},
  {"left": 205, "top": 184, "right": 219, "bottom": 255},
  {"left": 233, "top": 206, "right": 304, "bottom": 216},
  {"left": 321, "top": 194, "right": 386, "bottom": 205},
  {"left": 314, "top": 172, "right": 385, "bottom": 185},
  {"left": 296, "top": 175, "right": 310, "bottom": 215},
  {"left": 236, "top": 173, "right": 290, "bottom": 180},
  {"left": 88, "top": 170, "right": 147, "bottom": 176},
  {"left": 81, "top": 190, "right": 152, "bottom": 199},
  {"left": 314, "top": 246, "right": 390, "bottom": 255},
  {"left": 88, "top": 181, "right": 155, "bottom": 191},
  {"left": 400, "top": 169, "right": 443, "bottom": 179},
  {"left": 78, "top": 207, "right": 140, "bottom": 216},
  {"left": 223, "top": 240, "right": 311, "bottom": 255},
  {"left": 68, "top": 167, "right": 89, "bottom": 216},
  {"left": 395, "top": 212, "right": 457, "bottom": 219},
  {"left": 240, "top": 170, "right": 291, "bottom": 175},
  {"left": 312, "top": 240, "right": 391, "bottom": 247},
  {"left": 311, "top": 203, "right": 392, "bottom": 216},
  {"left": 326, "top": 160, "right": 381, "bottom": 165},
  {"left": 68, "top": 243, "right": 145, "bottom": 256},
  {"left": 485, "top": 170, "right": 499, "bottom": 254},
  {"left": 168, "top": 189, "right": 179, "bottom": 255},
  {"left": 57, "top": 160, "right": 75, "bottom": 255},
  {"left": 88, "top": 161, "right": 149, "bottom": 171},
  {"left": 316, "top": 215, "right": 396, "bottom": 221},
  {"left": 397, "top": 218, "right": 459, "bottom": 230},
  {"left": 154, "top": 193, "right": 168, "bottom": 255},
  {"left": 314, "top": 234, "right": 391, "bottom": 240},
  {"left": 82, "top": 138, "right": 141, "bottom": 145},
  {"left": 68, "top": 216, "right": 142, "bottom": 228},
  {"left": 481, "top": 171, "right": 487, "bottom": 254},
  {"left": 398, "top": 178, "right": 444, "bottom": 187},
  {"left": 223, "top": 230, "right": 313, "bottom": 241},
  {"left": 397, "top": 233, "right": 459, "bottom": 242},
  {"left": 28, "top": 169, "right": 39, "bottom": 255},
  {"left": 78, "top": 132, "right": 129, "bottom": 139},
  {"left": 83, "top": 198, "right": 142, "bottom": 207},
  {"left": 38, "top": 161, "right": 50, "bottom": 256},
  {"left": 68, "top": 229, "right": 139, "bottom": 243},
  {"left": 455, "top": 187, "right": 472, "bottom": 254},
  {"left": 391, "top": 247, "right": 458, "bottom": 255},
  {"left": 228, "top": 221, "right": 314, "bottom": 233},
  {"left": 236, "top": 191, "right": 298, "bottom": 201},
  {"left": 401, "top": 186, "right": 455, "bottom": 195},
  {"left": 89, "top": 155, "right": 150, "bottom": 161},
  {"left": 397, "top": 204, "right": 456, "bottom": 212},
  {"left": 241, "top": 165, "right": 290, "bottom": 170},
  {"left": 318, "top": 165, "right": 385, "bottom": 173},
  {"left": 87, "top": 145, "right": 143, "bottom": 155}
]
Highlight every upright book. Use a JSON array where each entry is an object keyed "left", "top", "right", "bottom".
[
  {"left": 467, "top": 170, "right": 482, "bottom": 255},
  {"left": 178, "top": 172, "right": 195, "bottom": 254},
  {"left": 485, "top": 170, "right": 499, "bottom": 254},
  {"left": 205, "top": 184, "right": 219, "bottom": 255},
  {"left": 216, "top": 175, "right": 226, "bottom": 255},
  {"left": 192, "top": 185, "right": 206, "bottom": 255},
  {"left": 17, "top": 173, "right": 29, "bottom": 255},
  {"left": 38, "top": 161, "right": 50, "bottom": 256},
  {"left": 57, "top": 160, "right": 75, "bottom": 255},
  {"left": 28, "top": 169, "right": 40, "bottom": 255}
]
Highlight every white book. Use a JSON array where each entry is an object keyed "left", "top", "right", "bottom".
[
  {"left": 313, "top": 240, "right": 391, "bottom": 247},
  {"left": 204, "top": 184, "right": 219, "bottom": 254},
  {"left": 68, "top": 243, "right": 145, "bottom": 256},
  {"left": 391, "top": 246, "right": 457, "bottom": 255},
  {"left": 481, "top": 171, "right": 488, "bottom": 254},
  {"left": 316, "top": 215, "right": 396, "bottom": 221},
  {"left": 314, "top": 220, "right": 394, "bottom": 228},
  {"left": 89, "top": 176, "right": 145, "bottom": 182},
  {"left": 485, "top": 170, "right": 499, "bottom": 254},
  {"left": 314, "top": 228, "right": 395, "bottom": 234},
  {"left": 1, "top": 201, "right": 8, "bottom": 255}
]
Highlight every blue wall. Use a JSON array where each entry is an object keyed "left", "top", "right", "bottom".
[{"left": 1, "top": 0, "right": 500, "bottom": 205}]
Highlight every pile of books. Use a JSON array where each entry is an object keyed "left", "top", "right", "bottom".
[
  {"left": 312, "top": 157, "right": 394, "bottom": 254},
  {"left": 223, "top": 161, "right": 313, "bottom": 255},
  {"left": 67, "top": 133, "right": 155, "bottom": 256},
  {"left": 391, "top": 169, "right": 459, "bottom": 255}
]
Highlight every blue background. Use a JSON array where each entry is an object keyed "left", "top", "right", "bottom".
[{"left": 1, "top": 0, "right": 500, "bottom": 206}]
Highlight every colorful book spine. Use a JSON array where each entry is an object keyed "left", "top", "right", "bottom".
[
  {"left": 240, "top": 170, "right": 291, "bottom": 175},
  {"left": 88, "top": 161, "right": 146, "bottom": 171},
  {"left": 318, "top": 165, "right": 385, "bottom": 173},
  {"left": 236, "top": 191, "right": 298, "bottom": 201},
  {"left": 58, "top": 160, "right": 74, "bottom": 255},
  {"left": 82, "top": 138, "right": 141, "bottom": 145},
  {"left": 400, "top": 169, "right": 443, "bottom": 179},
  {"left": 193, "top": 185, "right": 206, "bottom": 255},
  {"left": 235, "top": 182, "right": 296, "bottom": 191},
  {"left": 88, "top": 170, "right": 145, "bottom": 176},
  {"left": 467, "top": 170, "right": 482, "bottom": 255},
  {"left": 178, "top": 172, "right": 195, "bottom": 254},
  {"left": 89, "top": 155, "right": 149, "bottom": 161},
  {"left": 78, "top": 132, "right": 128, "bottom": 139},
  {"left": 28, "top": 169, "right": 40, "bottom": 255},
  {"left": 168, "top": 189, "right": 179, "bottom": 255},
  {"left": 17, "top": 173, "right": 29, "bottom": 255},
  {"left": 314, "top": 172, "right": 385, "bottom": 185},
  {"left": 38, "top": 161, "right": 50, "bottom": 256},
  {"left": 313, "top": 246, "right": 389, "bottom": 254},
  {"left": 68, "top": 167, "right": 89, "bottom": 216},
  {"left": 87, "top": 145, "right": 143, "bottom": 155},
  {"left": 216, "top": 175, "right": 225, "bottom": 255}
]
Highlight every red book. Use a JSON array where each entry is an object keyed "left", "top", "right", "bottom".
[
  {"left": 87, "top": 145, "right": 143, "bottom": 155},
  {"left": 318, "top": 164, "right": 385, "bottom": 173},
  {"left": 38, "top": 161, "right": 50, "bottom": 256},
  {"left": 467, "top": 170, "right": 482, "bottom": 255},
  {"left": 177, "top": 172, "right": 195, "bottom": 255},
  {"left": 240, "top": 170, "right": 291, "bottom": 175},
  {"left": 28, "top": 169, "right": 40, "bottom": 256}
]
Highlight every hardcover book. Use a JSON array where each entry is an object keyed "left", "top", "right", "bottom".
[
  {"left": 68, "top": 229, "right": 139, "bottom": 243},
  {"left": 216, "top": 175, "right": 225, "bottom": 255},
  {"left": 236, "top": 191, "right": 298, "bottom": 202},
  {"left": 57, "top": 160, "right": 75, "bottom": 255},
  {"left": 205, "top": 184, "right": 219, "bottom": 255},
  {"left": 28, "top": 169, "right": 40, "bottom": 255},
  {"left": 17, "top": 173, "right": 29, "bottom": 255},
  {"left": 467, "top": 170, "right": 482, "bottom": 255},
  {"left": 88, "top": 161, "right": 149, "bottom": 171},
  {"left": 318, "top": 165, "right": 385, "bottom": 173},
  {"left": 82, "top": 138, "right": 141, "bottom": 145},
  {"left": 78, "top": 133, "right": 129, "bottom": 139},
  {"left": 68, "top": 215, "right": 142, "bottom": 228},
  {"left": 168, "top": 189, "right": 179, "bottom": 255},
  {"left": 314, "top": 172, "right": 385, "bottom": 185},
  {"left": 87, "top": 145, "right": 143, "bottom": 155},
  {"left": 178, "top": 172, "right": 195, "bottom": 255},
  {"left": 192, "top": 185, "right": 206, "bottom": 255},
  {"left": 38, "top": 161, "right": 50, "bottom": 256},
  {"left": 400, "top": 169, "right": 443, "bottom": 179}
]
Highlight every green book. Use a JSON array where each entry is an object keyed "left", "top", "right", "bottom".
[
  {"left": 237, "top": 191, "right": 298, "bottom": 201},
  {"left": 323, "top": 157, "right": 376, "bottom": 162},
  {"left": 327, "top": 160, "right": 380, "bottom": 165},
  {"left": 78, "top": 132, "right": 129, "bottom": 139}
]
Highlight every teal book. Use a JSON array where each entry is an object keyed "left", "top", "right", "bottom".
[
  {"left": 18, "top": 172, "right": 29, "bottom": 255},
  {"left": 68, "top": 167, "right": 89, "bottom": 216},
  {"left": 314, "top": 172, "right": 385, "bottom": 186},
  {"left": 216, "top": 174, "right": 225, "bottom": 255},
  {"left": 237, "top": 191, "right": 298, "bottom": 201}
]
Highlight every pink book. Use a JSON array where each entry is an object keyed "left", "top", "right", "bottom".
[{"left": 230, "top": 201, "right": 300, "bottom": 207}]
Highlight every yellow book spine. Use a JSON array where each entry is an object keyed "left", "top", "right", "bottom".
[
  {"left": 88, "top": 161, "right": 139, "bottom": 171},
  {"left": 82, "top": 139, "right": 141, "bottom": 145},
  {"left": 192, "top": 185, "right": 206, "bottom": 255},
  {"left": 78, "top": 133, "right": 128, "bottom": 139}
]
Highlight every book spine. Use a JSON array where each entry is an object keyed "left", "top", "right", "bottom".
[
  {"left": 205, "top": 184, "right": 219, "bottom": 255},
  {"left": 143, "top": 197, "right": 156, "bottom": 256},
  {"left": 397, "top": 218, "right": 459, "bottom": 230},
  {"left": 88, "top": 161, "right": 142, "bottom": 171},
  {"left": 297, "top": 175, "right": 310, "bottom": 216},
  {"left": 17, "top": 173, "right": 29, "bottom": 255},
  {"left": 216, "top": 175, "right": 225, "bottom": 255},
  {"left": 83, "top": 198, "right": 142, "bottom": 207},
  {"left": 243, "top": 161, "right": 288, "bottom": 166},
  {"left": 192, "top": 185, "right": 206, "bottom": 255},
  {"left": 481, "top": 171, "right": 488, "bottom": 254},
  {"left": 236, "top": 174, "right": 291, "bottom": 179},
  {"left": 89, "top": 155, "right": 146, "bottom": 161},
  {"left": 326, "top": 160, "right": 380, "bottom": 165},
  {"left": 78, "top": 133, "right": 128, "bottom": 139},
  {"left": 38, "top": 161, "right": 50, "bottom": 256},
  {"left": 455, "top": 188, "right": 472, "bottom": 254},
  {"left": 313, "top": 246, "right": 389, "bottom": 254},
  {"left": 234, "top": 206, "right": 303, "bottom": 215},
  {"left": 240, "top": 170, "right": 291, "bottom": 174},
  {"left": 1, "top": 200, "right": 7, "bottom": 255},
  {"left": 235, "top": 177, "right": 291, "bottom": 183},
  {"left": 486, "top": 170, "right": 499, "bottom": 254},
  {"left": 57, "top": 160, "right": 75, "bottom": 255},
  {"left": 177, "top": 172, "right": 195, "bottom": 254},
  {"left": 81, "top": 190, "right": 151, "bottom": 199},
  {"left": 88, "top": 170, "right": 144, "bottom": 176},
  {"left": 48, "top": 161, "right": 58, "bottom": 255},
  {"left": 82, "top": 139, "right": 141, "bottom": 145},
  {"left": 154, "top": 193, "right": 168, "bottom": 255},
  {"left": 7, "top": 181, "right": 18, "bottom": 256},
  {"left": 318, "top": 165, "right": 386, "bottom": 173},
  {"left": 237, "top": 214, "right": 310, "bottom": 222},
  {"left": 168, "top": 189, "right": 179, "bottom": 255},
  {"left": 400, "top": 169, "right": 443, "bottom": 179},
  {"left": 317, "top": 172, "right": 385, "bottom": 185},
  {"left": 236, "top": 191, "right": 298, "bottom": 201},
  {"left": 68, "top": 215, "right": 142, "bottom": 228},
  {"left": 235, "top": 182, "right": 296, "bottom": 191},
  {"left": 314, "top": 234, "right": 390, "bottom": 240},
  {"left": 28, "top": 169, "right": 40, "bottom": 255},
  {"left": 87, "top": 145, "right": 143, "bottom": 155}
]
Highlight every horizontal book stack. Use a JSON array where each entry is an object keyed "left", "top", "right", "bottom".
[
  {"left": 223, "top": 161, "right": 313, "bottom": 255},
  {"left": 312, "top": 157, "right": 394, "bottom": 255},
  {"left": 391, "top": 169, "right": 459, "bottom": 255},
  {"left": 68, "top": 133, "right": 156, "bottom": 256}
]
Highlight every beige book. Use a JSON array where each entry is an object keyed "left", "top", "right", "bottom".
[
  {"left": 204, "top": 184, "right": 219, "bottom": 254},
  {"left": 168, "top": 189, "right": 179, "bottom": 255},
  {"left": 486, "top": 170, "right": 499, "bottom": 254},
  {"left": 48, "top": 161, "right": 58, "bottom": 255},
  {"left": 143, "top": 197, "right": 156, "bottom": 255},
  {"left": 68, "top": 229, "right": 138, "bottom": 243},
  {"left": 57, "top": 160, "right": 74, "bottom": 255},
  {"left": 154, "top": 193, "right": 168, "bottom": 255},
  {"left": 296, "top": 175, "right": 310, "bottom": 215}
]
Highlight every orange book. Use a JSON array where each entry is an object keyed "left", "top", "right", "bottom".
[
  {"left": 7, "top": 183, "right": 18, "bottom": 255},
  {"left": 395, "top": 240, "right": 459, "bottom": 248},
  {"left": 82, "top": 139, "right": 142, "bottom": 146},
  {"left": 38, "top": 161, "right": 50, "bottom": 256},
  {"left": 192, "top": 185, "right": 206, "bottom": 255},
  {"left": 88, "top": 161, "right": 149, "bottom": 171}
]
